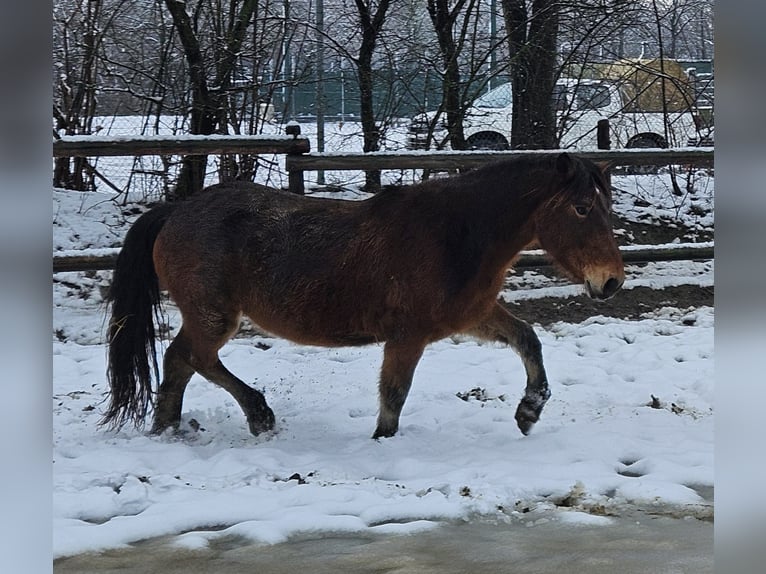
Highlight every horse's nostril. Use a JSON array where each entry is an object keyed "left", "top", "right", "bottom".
[{"left": 603, "top": 277, "right": 622, "bottom": 299}]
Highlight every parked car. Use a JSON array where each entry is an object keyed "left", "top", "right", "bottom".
[{"left": 407, "top": 78, "right": 711, "bottom": 151}]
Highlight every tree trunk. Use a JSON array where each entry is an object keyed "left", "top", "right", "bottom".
[
  {"left": 164, "top": 0, "right": 257, "bottom": 199},
  {"left": 502, "top": 0, "right": 559, "bottom": 150},
  {"left": 427, "top": 0, "right": 472, "bottom": 151},
  {"left": 354, "top": 0, "right": 391, "bottom": 192}
]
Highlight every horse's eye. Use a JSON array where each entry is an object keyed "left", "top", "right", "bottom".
[{"left": 574, "top": 205, "right": 589, "bottom": 217}]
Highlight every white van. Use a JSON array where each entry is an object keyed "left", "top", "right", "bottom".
[{"left": 406, "top": 78, "right": 707, "bottom": 151}]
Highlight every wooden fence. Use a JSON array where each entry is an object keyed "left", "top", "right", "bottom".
[
  {"left": 53, "top": 242, "right": 714, "bottom": 274},
  {"left": 52, "top": 133, "right": 714, "bottom": 273},
  {"left": 283, "top": 148, "right": 714, "bottom": 193},
  {"left": 53, "top": 132, "right": 714, "bottom": 196},
  {"left": 52, "top": 134, "right": 311, "bottom": 158}
]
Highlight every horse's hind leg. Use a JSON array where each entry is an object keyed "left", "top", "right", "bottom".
[
  {"left": 179, "top": 309, "right": 275, "bottom": 436},
  {"left": 151, "top": 328, "right": 195, "bottom": 435},
  {"left": 194, "top": 358, "right": 275, "bottom": 436},
  {"left": 467, "top": 303, "right": 550, "bottom": 435},
  {"left": 373, "top": 340, "right": 426, "bottom": 439}
]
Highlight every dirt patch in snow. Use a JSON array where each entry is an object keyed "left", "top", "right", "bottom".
[
  {"left": 502, "top": 284, "right": 713, "bottom": 327},
  {"left": 612, "top": 215, "right": 714, "bottom": 245}
]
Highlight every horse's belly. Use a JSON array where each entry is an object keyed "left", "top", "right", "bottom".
[
  {"left": 247, "top": 315, "right": 378, "bottom": 347},
  {"left": 242, "top": 300, "right": 382, "bottom": 347},
  {"left": 239, "top": 270, "right": 492, "bottom": 348}
]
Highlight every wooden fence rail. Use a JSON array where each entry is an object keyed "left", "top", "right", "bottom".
[
  {"left": 284, "top": 147, "right": 714, "bottom": 173},
  {"left": 52, "top": 134, "right": 311, "bottom": 158},
  {"left": 284, "top": 148, "right": 713, "bottom": 193},
  {"left": 53, "top": 133, "right": 713, "bottom": 195},
  {"left": 53, "top": 243, "right": 714, "bottom": 274}
]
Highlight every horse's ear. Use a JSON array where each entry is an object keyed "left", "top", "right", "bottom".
[{"left": 555, "top": 152, "right": 575, "bottom": 177}]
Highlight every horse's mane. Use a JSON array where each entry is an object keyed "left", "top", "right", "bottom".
[{"left": 368, "top": 154, "right": 610, "bottom": 216}]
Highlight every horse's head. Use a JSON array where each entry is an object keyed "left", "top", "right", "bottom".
[{"left": 534, "top": 153, "right": 625, "bottom": 300}]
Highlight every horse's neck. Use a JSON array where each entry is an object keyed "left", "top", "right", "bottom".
[{"left": 453, "top": 172, "right": 545, "bottom": 263}]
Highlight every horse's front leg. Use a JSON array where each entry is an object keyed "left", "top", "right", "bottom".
[
  {"left": 373, "top": 340, "right": 427, "bottom": 439},
  {"left": 467, "top": 302, "right": 550, "bottom": 435}
]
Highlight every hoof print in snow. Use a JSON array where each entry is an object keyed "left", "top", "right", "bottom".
[
  {"left": 456, "top": 387, "right": 506, "bottom": 404},
  {"left": 187, "top": 418, "right": 205, "bottom": 432}
]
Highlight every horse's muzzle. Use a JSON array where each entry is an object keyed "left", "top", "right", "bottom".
[{"left": 585, "top": 276, "right": 624, "bottom": 300}]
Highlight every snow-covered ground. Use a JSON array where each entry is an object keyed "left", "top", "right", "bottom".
[{"left": 52, "top": 124, "right": 714, "bottom": 559}]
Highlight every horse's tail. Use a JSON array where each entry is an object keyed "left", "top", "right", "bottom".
[{"left": 102, "top": 203, "right": 177, "bottom": 430}]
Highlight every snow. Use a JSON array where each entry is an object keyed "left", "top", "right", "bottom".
[{"left": 52, "top": 122, "right": 714, "bottom": 559}]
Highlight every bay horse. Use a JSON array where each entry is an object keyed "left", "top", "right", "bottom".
[{"left": 103, "top": 153, "right": 624, "bottom": 439}]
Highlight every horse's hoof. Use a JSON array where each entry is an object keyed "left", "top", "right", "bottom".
[
  {"left": 514, "top": 386, "right": 551, "bottom": 435},
  {"left": 514, "top": 399, "right": 542, "bottom": 435},
  {"left": 149, "top": 420, "right": 179, "bottom": 436},
  {"left": 371, "top": 426, "right": 397, "bottom": 439},
  {"left": 515, "top": 415, "right": 535, "bottom": 436},
  {"left": 247, "top": 406, "right": 276, "bottom": 436}
]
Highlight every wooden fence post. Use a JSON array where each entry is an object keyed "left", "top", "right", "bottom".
[
  {"left": 285, "top": 123, "right": 306, "bottom": 194},
  {"left": 596, "top": 119, "right": 613, "bottom": 190},
  {"left": 597, "top": 119, "right": 611, "bottom": 151}
]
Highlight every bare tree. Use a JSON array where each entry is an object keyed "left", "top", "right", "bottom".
[
  {"left": 53, "top": 0, "right": 130, "bottom": 190},
  {"left": 501, "top": 0, "right": 560, "bottom": 149},
  {"left": 407, "top": 0, "right": 510, "bottom": 151},
  {"left": 426, "top": 0, "right": 475, "bottom": 151},
  {"left": 162, "top": 0, "right": 258, "bottom": 198},
  {"left": 651, "top": 0, "right": 714, "bottom": 59},
  {"left": 351, "top": 0, "right": 392, "bottom": 191}
]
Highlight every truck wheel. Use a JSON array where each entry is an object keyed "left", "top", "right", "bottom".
[
  {"left": 625, "top": 133, "right": 667, "bottom": 174},
  {"left": 466, "top": 133, "right": 509, "bottom": 150}
]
